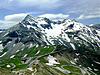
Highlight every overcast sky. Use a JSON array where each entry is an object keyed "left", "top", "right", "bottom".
[{"left": 0, "top": 0, "right": 100, "bottom": 28}]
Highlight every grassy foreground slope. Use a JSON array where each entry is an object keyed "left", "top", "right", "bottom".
[{"left": 0, "top": 45, "right": 100, "bottom": 75}]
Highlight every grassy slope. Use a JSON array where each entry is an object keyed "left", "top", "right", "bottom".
[{"left": 0, "top": 46, "right": 100, "bottom": 75}]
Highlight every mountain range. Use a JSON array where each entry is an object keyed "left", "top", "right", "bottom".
[{"left": 0, "top": 15, "right": 100, "bottom": 75}]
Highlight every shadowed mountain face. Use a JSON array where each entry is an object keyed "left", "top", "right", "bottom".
[{"left": 0, "top": 15, "right": 100, "bottom": 75}]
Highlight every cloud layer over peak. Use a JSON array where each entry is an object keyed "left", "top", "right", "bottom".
[
  {"left": 0, "top": 0, "right": 100, "bottom": 25},
  {"left": 77, "top": 14, "right": 100, "bottom": 20},
  {"left": 39, "top": 14, "right": 69, "bottom": 20},
  {"left": 4, "top": 13, "right": 28, "bottom": 22}
]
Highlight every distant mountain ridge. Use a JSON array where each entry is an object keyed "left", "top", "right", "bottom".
[{"left": 89, "top": 24, "right": 100, "bottom": 30}]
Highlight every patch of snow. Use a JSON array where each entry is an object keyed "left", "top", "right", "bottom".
[
  {"left": 0, "top": 31, "right": 3, "bottom": 33},
  {"left": 94, "top": 69, "right": 98, "bottom": 71},
  {"left": 23, "top": 54, "right": 28, "bottom": 58},
  {"left": 70, "top": 61, "right": 76, "bottom": 65},
  {"left": 13, "top": 44, "right": 16, "bottom": 47},
  {"left": 10, "top": 55, "right": 15, "bottom": 58},
  {"left": 94, "top": 61, "right": 100, "bottom": 65},
  {"left": 80, "top": 68, "right": 87, "bottom": 75},
  {"left": 3, "top": 32, "right": 8, "bottom": 37},
  {"left": 38, "top": 20, "right": 48, "bottom": 25},
  {"left": 63, "top": 34, "right": 71, "bottom": 42},
  {"left": 35, "top": 50, "right": 40, "bottom": 55},
  {"left": 27, "top": 25, "right": 34, "bottom": 29},
  {"left": 0, "top": 52, "right": 7, "bottom": 57},
  {"left": 27, "top": 67, "right": 33, "bottom": 71},
  {"left": 45, "top": 24, "right": 64, "bottom": 38},
  {"left": 6, "top": 65, "right": 11, "bottom": 68},
  {"left": 70, "top": 43, "right": 76, "bottom": 50},
  {"left": 16, "top": 50, "right": 20, "bottom": 53},
  {"left": 88, "top": 67, "right": 92, "bottom": 70},
  {"left": 0, "top": 41, "right": 2, "bottom": 43},
  {"left": 46, "top": 55, "right": 60, "bottom": 66},
  {"left": 75, "top": 53, "right": 80, "bottom": 56},
  {"left": 29, "top": 43, "right": 33, "bottom": 48},
  {"left": 0, "top": 44, "right": 3, "bottom": 52},
  {"left": 36, "top": 44, "right": 39, "bottom": 47},
  {"left": 79, "top": 65, "right": 82, "bottom": 67},
  {"left": 74, "top": 58, "right": 79, "bottom": 61},
  {"left": 22, "top": 23, "right": 27, "bottom": 27}
]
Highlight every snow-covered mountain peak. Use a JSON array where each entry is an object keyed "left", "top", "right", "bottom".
[
  {"left": 23, "top": 15, "right": 34, "bottom": 21},
  {"left": 0, "top": 14, "right": 99, "bottom": 50},
  {"left": 21, "top": 15, "right": 83, "bottom": 30},
  {"left": 18, "top": 15, "right": 100, "bottom": 40}
]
